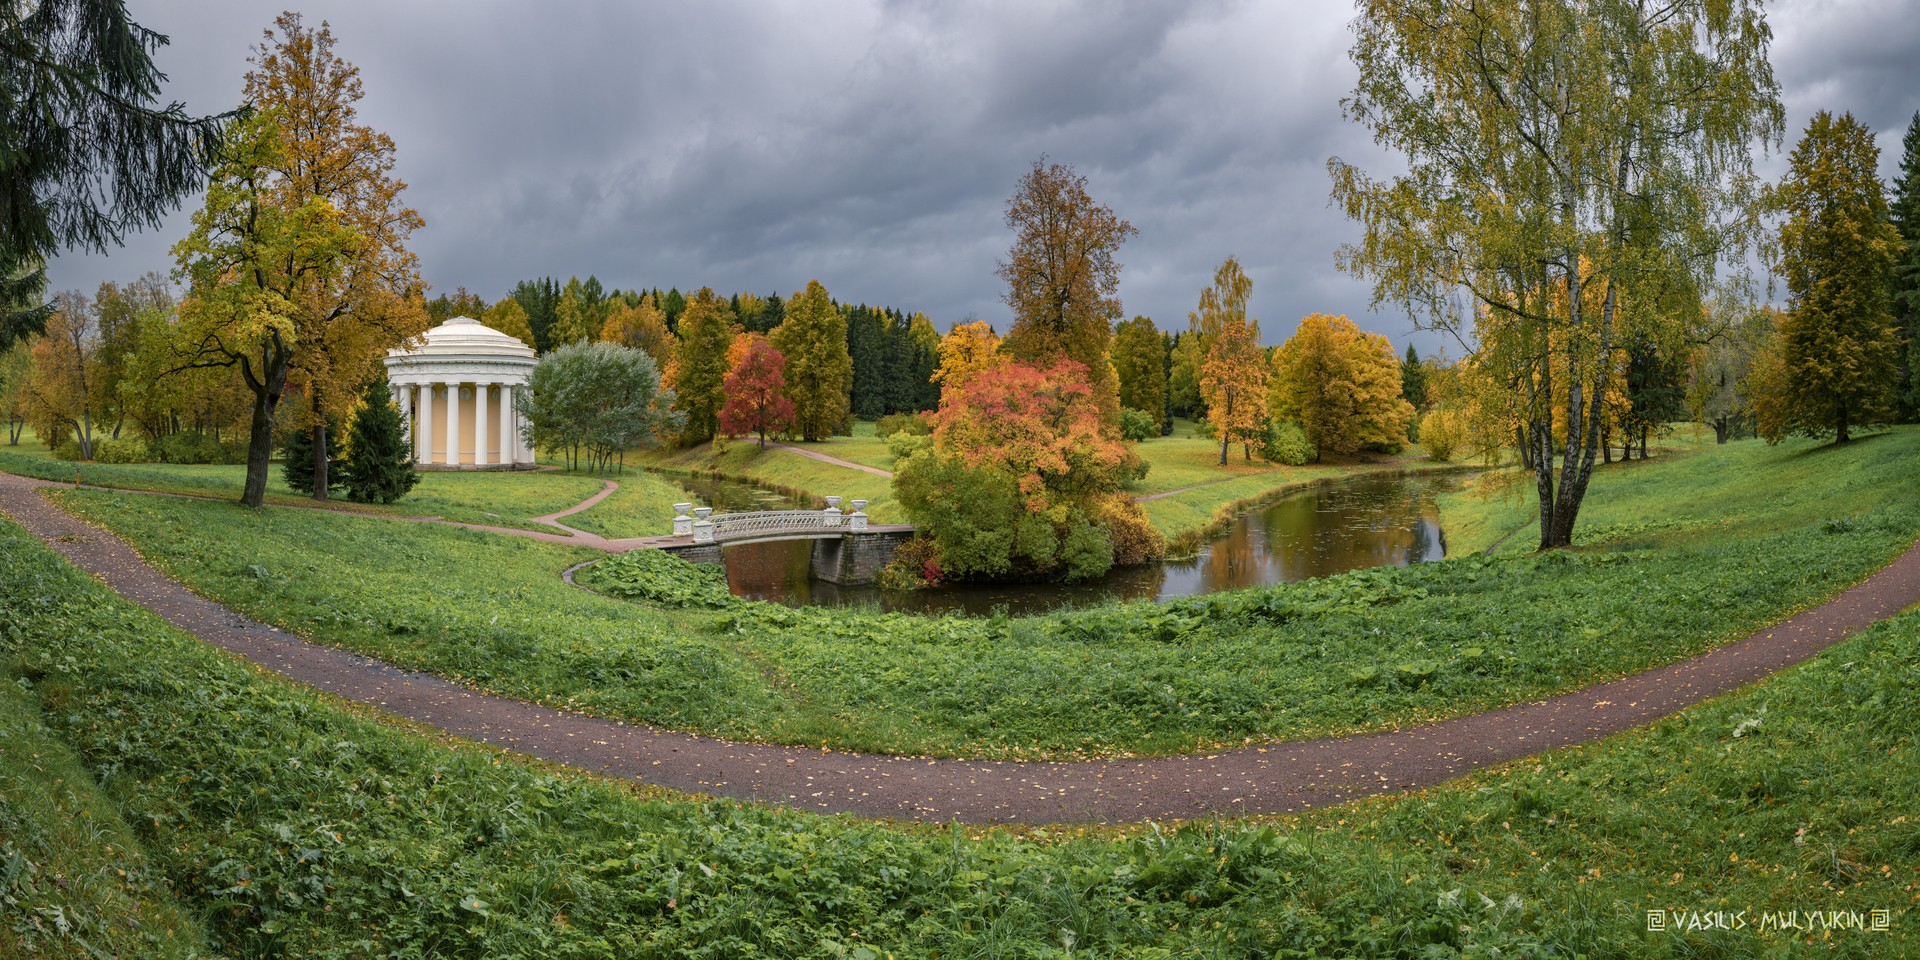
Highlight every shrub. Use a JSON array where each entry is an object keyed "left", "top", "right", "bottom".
[
  {"left": 151, "top": 432, "right": 239, "bottom": 464},
  {"left": 877, "top": 536, "right": 944, "bottom": 590},
  {"left": 874, "top": 411, "right": 931, "bottom": 438},
  {"left": 1421, "top": 408, "right": 1463, "bottom": 462},
  {"left": 1091, "top": 493, "right": 1166, "bottom": 566},
  {"left": 280, "top": 417, "right": 342, "bottom": 496},
  {"left": 885, "top": 431, "right": 929, "bottom": 459},
  {"left": 52, "top": 438, "right": 83, "bottom": 461},
  {"left": 1262, "top": 420, "right": 1315, "bottom": 465},
  {"left": 1119, "top": 407, "right": 1159, "bottom": 442},
  {"left": 91, "top": 437, "right": 150, "bottom": 463},
  {"left": 1191, "top": 419, "right": 1216, "bottom": 440},
  {"left": 341, "top": 373, "right": 419, "bottom": 504}
]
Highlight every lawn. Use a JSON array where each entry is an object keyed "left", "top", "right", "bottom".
[
  {"left": 3, "top": 509, "right": 1915, "bottom": 957},
  {"left": 0, "top": 430, "right": 611, "bottom": 530},
  {"left": 59, "top": 426, "right": 1920, "bottom": 761},
  {"left": 619, "top": 437, "right": 900, "bottom": 522}
]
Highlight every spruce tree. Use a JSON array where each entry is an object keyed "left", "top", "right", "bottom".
[
  {"left": 342, "top": 374, "right": 419, "bottom": 504},
  {"left": 281, "top": 414, "right": 340, "bottom": 496},
  {"left": 1891, "top": 112, "right": 1920, "bottom": 419}
]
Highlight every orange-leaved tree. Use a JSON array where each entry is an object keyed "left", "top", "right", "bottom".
[
  {"left": 894, "top": 358, "right": 1161, "bottom": 581},
  {"left": 1193, "top": 257, "right": 1267, "bottom": 463}
]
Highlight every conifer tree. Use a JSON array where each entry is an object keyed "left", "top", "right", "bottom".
[
  {"left": 769, "top": 280, "right": 852, "bottom": 440},
  {"left": 281, "top": 411, "right": 340, "bottom": 496},
  {"left": 1891, "top": 112, "right": 1920, "bottom": 418},
  {"left": 342, "top": 373, "right": 418, "bottom": 504},
  {"left": 1760, "top": 111, "right": 1900, "bottom": 443}
]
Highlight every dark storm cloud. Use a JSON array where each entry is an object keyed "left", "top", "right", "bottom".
[{"left": 45, "top": 0, "right": 1920, "bottom": 353}]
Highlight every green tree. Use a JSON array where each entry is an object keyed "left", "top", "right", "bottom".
[
  {"left": 1400, "top": 344, "right": 1427, "bottom": 413},
  {"left": 425, "top": 287, "right": 486, "bottom": 324},
  {"left": 1, "top": 0, "right": 228, "bottom": 350},
  {"left": 482, "top": 296, "right": 537, "bottom": 350},
  {"left": 769, "top": 279, "right": 852, "bottom": 441},
  {"left": 519, "top": 341, "right": 679, "bottom": 472},
  {"left": 669, "top": 289, "right": 738, "bottom": 444},
  {"left": 511, "top": 278, "right": 561, "bottom": 352},
  {"left": 340, "top": 372, "right": 417, "bottom": 504},
  {"left": 1891, "top": 112, "right": 1920, "bottom": 418},
  {"left": 1332, "top": 0, "right": 1782, "bottom": 548},
  {"left": 1113, "top": 315, "right": 1167, "bottom": 429},
  {"left": 281, "top": 410, "right": 340, "bottom": 496},
  {"left": 551, "top": 275, "right": 609, "bottom": 347},
  {"left": 1758, "top": 111, "right": 1901, "bottom": 443},
  {"left": 1167, "top": 331, "right": 1205, "bottom": 420},
  {"left": 998, "top": 158, "right": 1136, "bottom": 424}
]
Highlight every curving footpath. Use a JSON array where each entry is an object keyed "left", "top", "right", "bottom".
[{"left": 5, "top": 470, "right": 1919, "bottom": 825}]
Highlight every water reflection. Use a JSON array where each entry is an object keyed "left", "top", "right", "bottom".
[{"left": 716, "top": 470, "right": 1467, "bottom": 617}]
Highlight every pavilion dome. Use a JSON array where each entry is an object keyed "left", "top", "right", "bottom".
[{"left": 389, "top": 315, "right": 535, "bottom": 361}]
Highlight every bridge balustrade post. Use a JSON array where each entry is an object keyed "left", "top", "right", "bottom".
[
  {"left": 692, "top": 519, "right": 715, "bottom": 544},
  {"left": 823, "top": 505, "right": 842, "bottom": 527},
  {"left": 850, "top": 510, "right": 868, "bottom": 531},
  {"left": 672, "top": 503, "right": 693, "bottom": 537}
]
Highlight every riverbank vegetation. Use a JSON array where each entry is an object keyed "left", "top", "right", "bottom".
[{"left": 57, "top": 427, "right": 1920, "bottom": 762}]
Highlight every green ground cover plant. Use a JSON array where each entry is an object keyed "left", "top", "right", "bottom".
[
  {"left": 0, "top": 676, "right": 208, "bottom": 958},
  {"left": 2, "top": 513, "right": 1914, "bottom": 957},
  {"left": 61, "top": 427, "right": 1920, "bottom": 760}
]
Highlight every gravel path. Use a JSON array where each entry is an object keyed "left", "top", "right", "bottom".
[
  {"left": 767, "top": 441, "right": 895, "bottom": 478},
  {"left": 6, "top": 469, "right": 1917, "bottom": 825}
]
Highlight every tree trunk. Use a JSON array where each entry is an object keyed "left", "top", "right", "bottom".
[
  {"left": 1836, "top": 408, "right": 1850, "bottom": 443},
  {"left": 1218, "top": 435, "right": 1229, "bottom": 466},
  {"left": 1713, "top": 418, "right": 1728, "bottom": 444},
  {"left": 242, "top": 391, "right": 278, "bottom": 508},
  {"left": 312, "top": 422, "right": 330, "bottom": 501}
]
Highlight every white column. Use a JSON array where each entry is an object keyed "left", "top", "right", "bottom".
[
  {"left": 475, "top": 383, "right": 491, "bottom": 467},
  {"left": 418, "top": 382, "right": 434, "bottom": 465},
  {"left": 500, "top": 383, "right": 515, "bottom": 466},
  {"left": 393, "top": 384, "right": 410, "bottom": 448},
  {"left": 446, "top": 381, "right": 462, "bottom": 467}
]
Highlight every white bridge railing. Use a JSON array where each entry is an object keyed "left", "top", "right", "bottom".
[{"left": 673, "top": 497, "right": 870, "bottom": 544}]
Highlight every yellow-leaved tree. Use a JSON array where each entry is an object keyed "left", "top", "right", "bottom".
[
  {"left": 932, "top": 319, "right": 1003, "bottom": 391},
  {"left": 1193, "top": 257, "right": 1267, "bottom": 464},
  {"left": 173, "top": 14, "right": 426, "bottom": 506},
  {"left": 1269, "top": 313, "right": 1412, "bottom": 457}
]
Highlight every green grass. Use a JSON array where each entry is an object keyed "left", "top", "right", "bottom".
[
  {"left": 543, "top": 469, "right": 692, "bottom": 539},
  {"left": 0, "top": 676, "right": 208, "bottom": 958},
  {"left": 60, "top": 427, "right": 1920, "bottom": 761},
  {"left": 2, "top": 509, "right": 1916, "bottom": 956},
  {"left": 0, "top": 431, "right": 611, "bottom": 530},
  {"left": 623, "top": 439, "right": 899, "bottom": 522}
]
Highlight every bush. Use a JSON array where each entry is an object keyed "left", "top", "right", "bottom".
[
  {"left": 52, "top": 438, "right": 83, "bottom": 461},
  {"left": 588, "top": 549, "right": 736, "bottom": 608},
  {"left": 1119, "top": 407, "right": 1159, "bottom": 442},
  {"left": 1262, "top": 420, "right": 1315, "bottom": 465},
  {"left": 874, "top": 411, "right": 931, "bottom": 438},
  {"left": 91, "top": 437, "right": 151, "bottom": 463},
  {"left": 877, "top": 536, "right": 944, "bottom": 590},
  {"left": 885, "top": 431, "right": 929, "bottom": 459},
  {"left": 1421, "top": 408, "right": 1463, "bottom": 462},
  {"left": 280, "top": 418, "right": 342, "bottom": 496},
  {"left": 341, "top": 374, "right": 419, "bottom": 504},
  {"left": 151, "top": 432, "right": 239, "bottom": 464},
  {"left": 1191, "top": 420, "right": 1216, "bottom": 440},
  {"left": 1091, "top": 493, "right": 1165, "bottom": 566}
]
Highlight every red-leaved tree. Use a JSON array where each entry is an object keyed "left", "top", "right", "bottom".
[
  {"left": 933, "top": 358, "right": 1126, "bottom": 513},
  {"left": 718, "top": 339, "right": 795, "bottom": 448}
]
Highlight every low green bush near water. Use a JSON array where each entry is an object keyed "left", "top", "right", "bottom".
[{"left": 3, "top": 508, "right": 1917, "bottom": 956}]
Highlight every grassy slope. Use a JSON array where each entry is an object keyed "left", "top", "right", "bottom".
[
  {"left": 618, "top": 439, "right": 899, "bottom": 521},
  {"left": 545, "top": 468, "right": 691, "bottom": 539},
  {"left": 64, "top": 427, "right": 1920, "bottom": 760},
  {"left": 2, "top": 514, "right": 1915, "bottom": 957},
  {"left": 0, "top": 432, "right": 609, "bottom": 529},
  {"left": 0, "top": 680, "right": 208, "bottom": 958}
]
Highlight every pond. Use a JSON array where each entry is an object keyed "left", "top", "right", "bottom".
[{"left": 693, "top": 470, "right": 1469, "bottom": 618}]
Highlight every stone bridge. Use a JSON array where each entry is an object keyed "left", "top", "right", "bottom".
[{"left": 656, "top": 498, "right": 915, "bottom": 585}]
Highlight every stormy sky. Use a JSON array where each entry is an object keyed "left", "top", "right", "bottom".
[{"left": 45, "top": 0, "right": 1920, "bottom": 352}]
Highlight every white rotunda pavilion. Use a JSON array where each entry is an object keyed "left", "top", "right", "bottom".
[{"left": 383, "top": 316, "right": 538, "bottom": 470}]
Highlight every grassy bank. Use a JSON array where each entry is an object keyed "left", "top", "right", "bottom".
[
  {"left": 618, "top": 439, "right": 899, "bottom": 522},
  {"left": 60, "top": 427, "right": 1920, "bottom": 760},
  {"left": 3, "top": 512, "right": 1915, "bottom": 956}
]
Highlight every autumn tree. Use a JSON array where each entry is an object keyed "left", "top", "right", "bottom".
[
  {"left": 894, "top": 358, "right": 1160, "bottom": 581},
  {"left": 482, "top": 296, "right": 537, "bottom": 350},
  {"left": 1, "top": 342, "right": 30, "bottom": 444},
  {"left": 1270, "top": 313, "right": 1414, "bottom": 458},
  {"left": 768, "top": 279, "right": 852, "bottom": 441},
  {"left": 551, "top": 275, "right": 608, "bottom": 347},
  {"left": 24, "top": 292, "right": 99, "bottom": 458},
  {"left": 1190, "top": 258, "right": 1267, "bottom": 463},
  {"left": 425, "top": 286, "right": 486, "bottom": 324},
  {"left": 998, "top": 158, "right": 1136, "bottom": 425},
  {"left": 669, "top": 288, "right": 739, "bottom": 444},
  {"left": 172, "top": 15, "right": 427, "bottom": 507},
  {"left": 1332, "top": 0, "right": 1782, "bottom": 548},
  {"left": 1756, "top": 111, "right": 1901, "bottom": 443},
  {"left": 1890, "top": 112, "right": 1920, "bottom": 417},
  {"left": 932, "top": 319, "right": 1002, "bottom": 391},
  {"left": 599, "top": 293, "right": 673, "bottom": 370},
  {"left": 1113, "top": 315, "right": 1167, "bottom": 429},
  {"left": 1, "top": 0, "right": 228, "bottom": 350},
  {"left": 1688, "top": 305, "right": 1774, "bottom": 443},
  {"left": 718, "top": 340, "right": 796, "bottom": 448}
]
